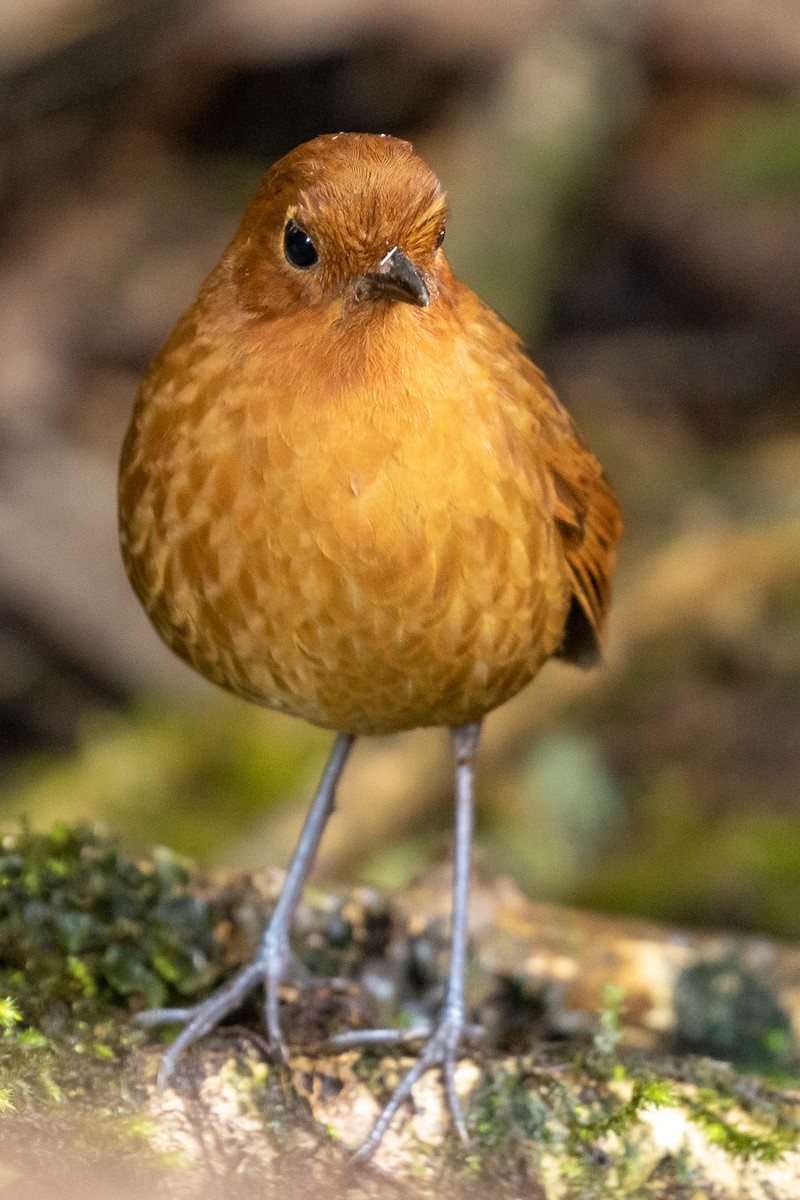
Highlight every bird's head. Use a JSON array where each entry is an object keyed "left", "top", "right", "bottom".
[{"left": 223, "top": 133, "right": 450, "bottom": 321}]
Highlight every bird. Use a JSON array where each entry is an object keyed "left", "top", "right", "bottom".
[{"left": 118, "top": 131, "right": 622, "bottom": 1158}]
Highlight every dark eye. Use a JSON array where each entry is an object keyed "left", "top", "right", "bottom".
[
  {"left": 434, "top": 226, "right": 445, "bottom": 253},
  {"left": 284, "top": 220, "right": 319, "bottom": 269}
]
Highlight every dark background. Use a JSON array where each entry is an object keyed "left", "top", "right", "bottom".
[{"left": 1, "top": 0, "right": 799, "bottom": 937}]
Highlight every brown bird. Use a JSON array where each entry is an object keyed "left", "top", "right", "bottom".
[{"left": 118, "top": 132, "right": 622, "bottom": 1156}]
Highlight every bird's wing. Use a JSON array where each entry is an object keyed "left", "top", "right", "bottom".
[
  {"left": 457, "top": 290, "right": 622, "bottom": 666},
  {"left": 534, "top": 372, "right": 622, "bottom": 666}
]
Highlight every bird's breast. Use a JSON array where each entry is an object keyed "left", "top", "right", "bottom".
[{"left": 119, "top": 315, "right": 572, "bottom": 734}]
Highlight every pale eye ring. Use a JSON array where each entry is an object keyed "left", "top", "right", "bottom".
[{"left": 284, "top": 220, "right": 319, "bottom": 269}]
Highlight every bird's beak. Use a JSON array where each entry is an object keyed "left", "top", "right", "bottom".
[{"left": 353, "top": 247, "right": 430, "bottom": 308}]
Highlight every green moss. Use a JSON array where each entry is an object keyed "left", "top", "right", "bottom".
[
  {"left": 458, "top": 1048, "right": 798, "bottom": 1199},
  {"left": 449, "top": 987, "right": 798, "bottom": 1197},
  {"left": 0, "top": 823, "right": 797, "bottom": 1195},
  {"left": 674, "top": 955, "right": 796, "bottom": 1070},
  {"left": 0, "top": 823, "right": 224, "bottom": 1029}
]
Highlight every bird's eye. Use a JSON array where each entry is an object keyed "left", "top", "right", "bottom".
[
  {"left": 284, "top": 220, "right": 319, "bottom": 269},
  {"left": 434, "top": 226, "right": 445, "bottom": 253}
]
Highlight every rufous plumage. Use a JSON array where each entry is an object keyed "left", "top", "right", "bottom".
[{"left": 119, "top": 132, "right": 622, "bottom": 1157}]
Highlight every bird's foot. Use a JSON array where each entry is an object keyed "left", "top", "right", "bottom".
[
  {"left": 134, "top": 935, "right": 294, "bottom": 1088},
  {"left": 326, "top": 1021, "right": 483, "bottom": 1051},
  {"left": 348, "top": 1009, "right": 479, "bottom": 1161}
]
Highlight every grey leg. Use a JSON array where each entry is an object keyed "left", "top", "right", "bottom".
[
  {"left": 136, "top": 732, "right": 355, "bottom": 1087},
  {"left": 352, "top": 721, "right": 481, "bottom": 1160}
]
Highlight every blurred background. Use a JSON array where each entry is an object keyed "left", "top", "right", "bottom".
[{"left": 1, "top": 0, "right": 799, "bottom": 938}]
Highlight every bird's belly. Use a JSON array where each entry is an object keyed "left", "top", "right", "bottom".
[
  {"left": 129, "top": 498, "right": 564, "bottom": 735},
  {"left": 120, "top": 403, "right": 570, "bottom": 734},
  {"left": 242, "top": 528, "right": 560, "bottom": 734}
]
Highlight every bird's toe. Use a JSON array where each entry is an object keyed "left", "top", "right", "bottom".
[{"left": 350, "top": 1010, "right": 477, "bottom": 1160}]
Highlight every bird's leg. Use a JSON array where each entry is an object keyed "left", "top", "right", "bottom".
[
  {"left": 135, "top": 732, "right": 355, "bottom": 1087},
  {"left": 351, "top": 721, "right": 481, "bottom": 1161}
]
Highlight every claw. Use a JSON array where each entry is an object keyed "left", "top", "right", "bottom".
[
  {"left": 135, "top": 733, "right": 355, "bottom": 1089},
  {"left": 350, "top": 1012, "right": 472, "bottom": 1161},
  {"left": 443, "top": 1056, "right": 468, "bottom": 1142},
  {"left": 133, "top": 725, "right": 484, "bottom": 1163},
  {"left": 133, "top": 1006, "right": 194, "bottom": 1027},
  {"left": 136, "top": 958, "right": 286, "bottom": 1087},
  {"left": 326, "top": 1022, "right": 483, "bottom": 1051}
]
